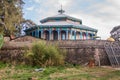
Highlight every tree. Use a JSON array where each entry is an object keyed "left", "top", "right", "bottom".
[
  {"left": 0, "top": 0, "right": 24, "bottom": 36},
  {"left": 16, "top": 19, "right": 36, "bottom": 36}
]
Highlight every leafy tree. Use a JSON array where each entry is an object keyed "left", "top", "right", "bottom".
[
  {"left": 16, "top": 19, "right": 36, "bottom": 36},
  {"left": 0, "top": 0, "right": 24, "bottom": 36}
]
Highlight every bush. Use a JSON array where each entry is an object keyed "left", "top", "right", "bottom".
[
  {"left": 0, "top": 62, "right": 7, "bottom": 69},
  {"left": 25, "top": 41, "right": 66, "bottom": 67},
  {"left": 0, "top": 34, "right": 4, "bottom": 49}
]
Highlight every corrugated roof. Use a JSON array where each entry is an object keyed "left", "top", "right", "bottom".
[
  {"left": 39, "top": 21, "right": 97, "bottom": 32},
  {"left": 40, "top": 14, "right": 82, "bottom": 23},
  {"left": 110, "top": 25, "right": 120, "bottom": 33},
  {"left": 41, "top": 21, "right": 73, "bottom": 26}
]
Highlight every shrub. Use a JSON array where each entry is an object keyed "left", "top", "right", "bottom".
[
  {"left": 25, "top": 41, "right": 66, "bottom": 67},
  {"left": 0, "top": 62, "right": 7, "bottom": 69},
  {"left": 0, "top": 34, "right": 4, "bottom": 49}
]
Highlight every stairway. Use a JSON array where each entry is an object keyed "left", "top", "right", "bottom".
[{"left": 104, "top": 42, "right": 120, "bottom": 67}]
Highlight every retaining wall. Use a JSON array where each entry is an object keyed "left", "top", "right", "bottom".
[{"left": 0, "top": 36, "right": 110, "bottom": 66}]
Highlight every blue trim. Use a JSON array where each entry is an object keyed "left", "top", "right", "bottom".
[{"left": 25, "top": 25, "right": 97, "bottom": 32}]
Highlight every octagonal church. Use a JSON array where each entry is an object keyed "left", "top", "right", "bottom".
[{"left": 25, "top": 9, "right": 98, "bottom": 40}]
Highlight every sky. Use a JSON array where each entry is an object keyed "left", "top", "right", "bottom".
[{"left": 23, "top": 0, "right": 120, "bottom": 40}]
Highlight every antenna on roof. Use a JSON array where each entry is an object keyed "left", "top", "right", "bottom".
[{"left": 58, "top": 4, "right": 65, "bottom": 14}]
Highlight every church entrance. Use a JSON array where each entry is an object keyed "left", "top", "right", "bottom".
[
  {"left": 61, "top": 31, "right": 66, "bottom": 40},
  {"left": 82, "top": 32, "right": 86, "bottom": 40},
  {"left": 88, "top": 33, "right": 92, "bottom": 39},
  {"left": 33, "top": 31, "right": 35, "bottom": 37},
  {"left": 44, "top": 30, "right": 49, "bottom": 40},
  {"left": 39, "top": 31, "right": 41, "bottom": 38},
  {"left": 53, "top": 31, "right": 58, "bottom": 40}
]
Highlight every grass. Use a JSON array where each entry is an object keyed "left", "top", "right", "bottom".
[{"left": 0, "top": 62, "right": 120, "bottom": 80}]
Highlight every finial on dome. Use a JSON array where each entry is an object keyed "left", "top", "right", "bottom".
[{"left": 58, "top": 5, "right": 65, "bottom": 14}]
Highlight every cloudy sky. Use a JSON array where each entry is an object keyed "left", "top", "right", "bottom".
[{"left": 23, "top": 0, "right": 120, "bottom": 39}]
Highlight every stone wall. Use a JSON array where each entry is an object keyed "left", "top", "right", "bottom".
[
  {"left": 47, "top": 40, "right": 110, "bottom": 66},
  {"left": 0, "top": 36, "right": 36, "bottom": 64},
  {"left": 0, "top": 36, "right": 110, "bottom": 66}
]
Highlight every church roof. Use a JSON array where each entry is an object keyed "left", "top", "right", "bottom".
[
  {"left": 40, "top": 14, "right": 82, "bottom": 24},
  {"left": 41, "top": 21, "right": 73, "bottom": 26},
  {"left": 25, "top": 8, "right": 98, "bottom": 32},
  {"left": 39, "top": 21, "right": 97, "bottom": 32}
]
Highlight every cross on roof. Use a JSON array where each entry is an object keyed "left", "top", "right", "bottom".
[{"left": 58, "top": 5, "right": 65, "bottom": 14}]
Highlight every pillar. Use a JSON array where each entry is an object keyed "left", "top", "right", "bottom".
[
  {"left": 35, "top": 30, "right": 36, "bottom": 37},
  {"left": 41, "top": 30, "right": 44, "bottom": 39},
  {"left": 74, "top": 31, "right": 76, "bottom": 40},
  {"left": 66, "top": 30, "right": 68, "bottom": 40},
  {"left": 80, "top": 32, "right": 82, "bottom": 39},
  {"left": 86, "top": 31, "right": 88, "bottom": 39},
  {"left": 70, "top": 30, "right": 73, "bottom": 40},
  {"left": 35, "top": 30, "right": 38, "bottom": 38},
  {"left": 37, "top": 27, "right": 39, "bottom": 38},
  {"left": 59, "top": 30, "right": 61, "bottom": 40},
  {"left": 49, "top": 30, "right": 52, "bottom": 40},
  {"left": 91, "top": 33, "right": 94, "bottom": 40},
  {"left": 58, "top": 30, "right": 60, "bottom": 40}
]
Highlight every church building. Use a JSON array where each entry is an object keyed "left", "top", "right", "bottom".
[{"left": 25, "top": 8, "right": 98, "bottom": 40}]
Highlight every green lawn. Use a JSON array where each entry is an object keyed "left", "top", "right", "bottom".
[{"left": 0, "top": 62, "right": 120, "bottom": 80}]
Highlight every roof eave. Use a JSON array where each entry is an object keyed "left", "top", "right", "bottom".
[{"left": 40, "top": 16, "right": 82, "bottom": 23}]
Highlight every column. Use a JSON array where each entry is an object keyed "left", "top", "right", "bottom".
[
  {"left": 70, "top": 30, "right": 73, "bottom": 40},
  {"left": 41, "top": 29, "right": 43, "bottom": 39},
  {"left": 59, "top": 30, "right": 61, "bottom": 40},
  {"left": 91, "top": 33, "right": 94, "bottom": 40},
  {"left": 74, "top": 31, "right": 76, "bottom": 40},
  {"left": 80, "top": 32, "right": 82, "bottom": 39},
  {"left": 58, "top": 30, "right": 60, "bottom": 40},
  {"left": 37, "top": 27, "right": 39, "bottom": 38},
  {"left": 86, "top": 31, "right": 88, "bottom": 39},
  {"left": 49, "top": 30, "right": 52, "bottom": 40},
  {"left": 35, "top": 30, "right": 36, "bottom": 37},
  {"left": 66, "top": 30, "right": 68, "bottom": 40}
]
